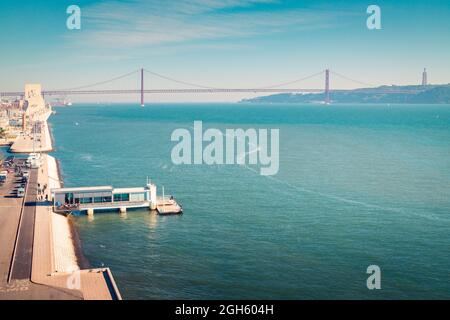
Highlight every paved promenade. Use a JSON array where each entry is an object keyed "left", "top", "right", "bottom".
[
  {"left": 32, "top": 155, "right": 120, "bottom": 300},
  {"left": 0, "top": 157, "right": 121, "bottom": 300},
  {"left": 0, "top": 166, "right": 23, "bottom": 284},
  {"left": 9, "top": 168, "right": 38, "bottom": 280},
  {"left": 10, "top": 110, "right": 53, "bottom": 153}
]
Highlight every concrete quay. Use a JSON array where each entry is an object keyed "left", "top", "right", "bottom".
[{"left": 0, "top": 155, "right": 122, "bottom": 300}]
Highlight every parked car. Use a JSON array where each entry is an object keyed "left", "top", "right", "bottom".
[
  {"left": 21, "top": 171, "right": 30, "bottom": 183},
  {"left": 17, "top": 187, "right": 25, "bottom": 198},
  {"left": 0, "top": 171, "right": 8, "bottom": 183}
]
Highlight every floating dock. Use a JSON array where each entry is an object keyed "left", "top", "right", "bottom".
[
  {"left": 51, "top": 182, "right": 182, "bottom": 215},
  {"left": 156, "top": 196, "right": 183, "bottom": 215}
]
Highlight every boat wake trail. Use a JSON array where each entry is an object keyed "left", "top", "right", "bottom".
[{"left": 243, "top": 165, "right": 449, "bottom": 223}]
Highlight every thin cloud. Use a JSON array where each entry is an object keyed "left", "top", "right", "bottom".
[{"left": 66, "top": 0, "right": 349, "bottom": 48}]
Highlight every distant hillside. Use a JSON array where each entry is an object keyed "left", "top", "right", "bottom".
[{"left": 242, "top": 84, "right": 450, "bottom": 104}]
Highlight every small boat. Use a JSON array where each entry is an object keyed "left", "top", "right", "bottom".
[{"left": 52, "top": 99, "right": 72, "bottom": 107}]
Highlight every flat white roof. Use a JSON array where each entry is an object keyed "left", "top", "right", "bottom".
[
  {"left": 113, "top": 187, "right": 146, "bottom": 194},
  {"left": 52, "top": 186, "right": 113, "bottom": 193}
]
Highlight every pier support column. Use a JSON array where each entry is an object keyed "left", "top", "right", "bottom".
[
  {"left": 140, "top": 68, "right": 144, "bottom": 107},
  {"left": 149, "top": 183, "right": 157, "bottom": 210},
  {"left": 119, "top": 211, "right": 127, "bottom": 218},
  {"left": 324, "top": 69, "right": 330, "bottom": 104},
  {"left": 87, "top": 208, "right": 94, "bottom": 216},
  {"left": 119, "top": 207, "right": 127, "bottom": 214}
]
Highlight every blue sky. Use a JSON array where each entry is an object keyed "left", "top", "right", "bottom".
[{"left": 1, "top": 0, "right": 449, "bottom": 102}]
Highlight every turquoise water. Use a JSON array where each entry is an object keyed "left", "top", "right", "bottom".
[{"left": 49, "top": 103, "right": 450, "bottom": 299}]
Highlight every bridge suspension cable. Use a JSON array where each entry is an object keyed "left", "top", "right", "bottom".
[
  {"left": 1, "top": 67, "right": 394, "bottom": 102},
  {"left": 143, "top": 68, "right": 326, "bottom": 90},
  {"left": 329, "top": 70, "right": 376, "bottom": 88},
  {"left": 255, "top": 70, "right": 325, "bottom": 89},
  {"left": 143, "top": 69, "right": 219, "bottom": 89},
  {"left": 58, "top": 69, "right": 140, "bottom": 91}
]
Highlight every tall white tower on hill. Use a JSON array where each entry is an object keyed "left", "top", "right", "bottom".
[{"left": 422, "top": 68, "right": 428, "bottom": 86}]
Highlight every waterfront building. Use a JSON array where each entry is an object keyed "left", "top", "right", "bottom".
[
  {"left": 0, "top": 110, "right": 8, "bottom": 128},
  {"left": 51, "top": 182, "right": 182, "bottom": 215},
  {"left": 52, "top": 183, "right": 158, "bottom": 214},
  {"left": 53, "top": 185, "right": 153, "bottom": 205}
]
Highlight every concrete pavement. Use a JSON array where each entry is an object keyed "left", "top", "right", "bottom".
[
  {"left": 0, "top": 157, "right": 121, "bottom": 300},
  {"left": 0, "top": 165, "right": 24, "bottom": 284},
  {"left": 10, "top": 110, "right": 53, "bottom": 153},
  {"left": 0, "top": 159, "right": 82, "bottom": 299},
  {"left": 9, "top": 168, "right": 38, "bottom": 280}
]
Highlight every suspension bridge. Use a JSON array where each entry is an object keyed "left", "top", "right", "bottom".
[{"left": 0, "top": 68, "right": 423, "bottom": 105}]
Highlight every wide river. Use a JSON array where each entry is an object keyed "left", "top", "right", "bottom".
[{"left": 47, "top": 103, "right": 450, "bottom": 299}]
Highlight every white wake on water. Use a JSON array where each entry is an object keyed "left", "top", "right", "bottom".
[{"left": 243, "top": 164, "right": 448, "bottom": 223}]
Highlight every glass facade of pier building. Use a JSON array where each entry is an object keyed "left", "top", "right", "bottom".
[{"left": 52, "top": 186, "right": 149, "bottom": 206}]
